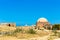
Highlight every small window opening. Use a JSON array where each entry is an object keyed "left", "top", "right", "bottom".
[{"left": 8, "top": 24, "right": 11, "bottom": 27}]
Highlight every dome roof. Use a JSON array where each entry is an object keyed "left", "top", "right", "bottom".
[{"left": 37, "top": 17, "right": 48, "bottom": 22}]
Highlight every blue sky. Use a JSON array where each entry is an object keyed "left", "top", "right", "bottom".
[{"left": 0, "top": 0, "right": 60, "bottom": 26}]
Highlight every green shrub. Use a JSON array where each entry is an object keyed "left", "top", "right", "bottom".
[
  {"left": 48, "top": 36, "right": 53, "bottom": 40},
  {"left": 4, "top": 28, "right": 22, "bottom": 36},
  {"left": 52, "top": 30, "right": 57, "bottom": 36},
  {"left": 10, "top": 28, "right": 23, "bottom": 36},
  {"left": 52, "top": 24, "right": 60, "bottom": 30},
  {"left": 14, "top": 28, "right": 22, "bottom": 33},
  {"left": 27, "top": 29, "right": 36, "bottom": 34},
  {"left": 58, "top": 32, "right": 60, "bottom": 38},
  {"left": 4, "top": 31, "right": 14, "bottom": 36}
]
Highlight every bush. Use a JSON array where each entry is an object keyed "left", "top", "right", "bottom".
[
  {"left": 11, "top": 28, "right": 23, "bottom": 36},
  {"left": 52, "top": 24, "right": 60, "bottom": 30},
  {"left": 48, "top": 36, "right": 53, "bottom": 40},
  {"left": 58, "top": 32, "right": 60, "bottom": 38},
  {"left": 27, "top": 29, "right": 36, "bottom": 34},
  {"left": 14, "top": 28, "right": 22, "bottom": 33},
  {"left": 4, "top": 28, "right": 23, "bottom": 36},
  {"left": 52, "top": 30, "right": 57, "bottom": 36},
  {"left": 3, "top": 31, "right": 14, "bottom": 36}
]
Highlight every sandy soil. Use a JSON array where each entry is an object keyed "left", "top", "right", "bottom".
[
  {"left": 54, "top": 38, "right": 60, "bottom": 40},
  {"left": 0, "top": 35, "right": 49, "bottom": 40},
  {"left": 0, "top": 35, "right": 60, "bottom": 40}
]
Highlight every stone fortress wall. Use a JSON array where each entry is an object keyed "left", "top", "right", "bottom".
[{"left": 0, "top": 23, "right": 16, "bottom": 27}]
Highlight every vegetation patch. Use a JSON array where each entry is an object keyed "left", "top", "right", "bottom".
[{"left": 27, "top": 29, "right": 36, "bottom": 34}]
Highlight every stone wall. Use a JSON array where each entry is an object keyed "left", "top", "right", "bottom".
[{"left": 0, "top": 23, "right": 16, "bottom": 27}]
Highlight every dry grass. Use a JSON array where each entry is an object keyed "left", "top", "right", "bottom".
[
  {"left": 0, "top": 26, "right": 50, "bottom": 40},
  {"left": 0, "top": 36, "right": 20, "bottom": 40}
]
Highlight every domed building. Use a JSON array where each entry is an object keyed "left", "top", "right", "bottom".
[{"left": 36, "top": 17, "right": 52, "bottom": 30}]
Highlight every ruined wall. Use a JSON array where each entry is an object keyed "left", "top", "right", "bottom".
[{"left": 0, "top": 23, "right": 16, "bottom": 27}]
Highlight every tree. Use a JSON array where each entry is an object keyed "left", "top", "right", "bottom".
[{"left": 52, "top": 24, "right": 60, "bottom": 30}]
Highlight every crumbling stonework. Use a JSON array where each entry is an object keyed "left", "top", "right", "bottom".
[{"left": 36, "top": 18, "right": 52, "bottom": 30}]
